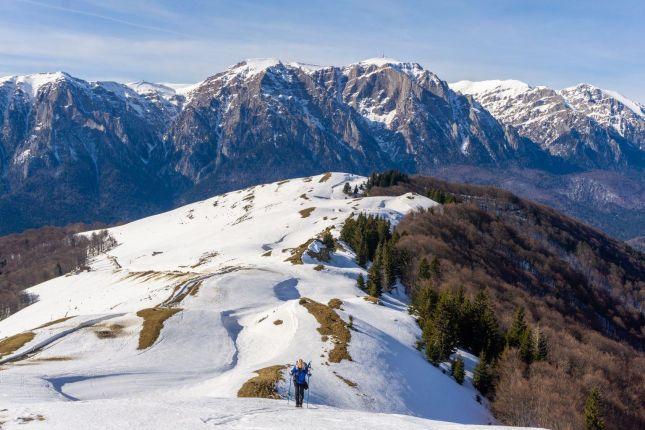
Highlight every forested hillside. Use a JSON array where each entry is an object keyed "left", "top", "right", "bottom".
[{"left": 363, "top": 172, "right": 644, "bottom": 429}]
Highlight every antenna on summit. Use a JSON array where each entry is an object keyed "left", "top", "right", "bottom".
[{"left": 380, "top": 52, "right": 385, "bottom": 58}]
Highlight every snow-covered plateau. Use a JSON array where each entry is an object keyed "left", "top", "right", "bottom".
[{"left": 0, "top": 173, "right": 541, "bottom": 429}]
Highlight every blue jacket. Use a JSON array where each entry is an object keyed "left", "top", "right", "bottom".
[{"left": 291, "top": 364, "right": 310, "bottom": 385}]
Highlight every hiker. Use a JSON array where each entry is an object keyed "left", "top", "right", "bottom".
[{"left": 290, "top": 358, "right": 311, "bottom": 407}]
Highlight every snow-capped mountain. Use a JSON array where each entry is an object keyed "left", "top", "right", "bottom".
[
  {"left": 0, "top": 173, "right": 537, "bottom": 429},
  {"left": 0, "top": 59, "right": 643, "bottom": 240},
  {"left": 450, "top": 80, "right": 644, "bottom": 168}
]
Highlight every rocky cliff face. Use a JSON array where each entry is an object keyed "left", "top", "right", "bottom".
[
  {"left": 0, "top": 60, "right": 643, "bottom": 239},
  {"left": 450, "top": 80, "right": 644, "bottom": 169}
]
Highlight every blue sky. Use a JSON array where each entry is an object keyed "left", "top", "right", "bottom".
[{"left": 1, "top": 0, "right": 643, "bottom": 101}]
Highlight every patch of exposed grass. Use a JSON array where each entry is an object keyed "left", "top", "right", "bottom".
[
  {"left": 299, "top": 207, "right": 315, "bottom": 218},
  {"left": 276, "top": 180, "right": 290, "bottom": 186},
  {"left": 136, "top": 308, "right": 181, "bottom": 350},
  {"left": 237, "top": 365, "right": 287, "bottom": 399},
  {"left": 17, "top": 415, "right": 45, "bottom": 424},
  {"left": 334, "top": 371, "right": 357, "bottom": 387},
  {"left": 94, "top": 324, "right": 125, "bottom": 339},
  {"left": 299, "top": 298, "right": 351, "bottom": 363},
  {"left": 191, "top": 251, "right": 219, "bottom": 268},
  {"left": 273, "top": 319, "right": 283, "bottom": 325},
  {"left": 36, "top": 316, "right": 73, "bottom": 329},
  {"left": 363, "top": 295, "right": 379, "bottom": 304},
  {"left": 262, "top": 250, "right": 272, "bottom": 257},
  {"left": 284, "top": 238, "right": 315, "bottom": 265},
  {"left": 163, "top": 278, "right": 204, "bottom": 306},
  {"left": 32, "top": 356, "right": 73, "bottom": 362},
  {"left": 299, "top": 193, "right": 309, "bottom": 200},
  {"left": 319, "top": 172, "right": 332, "bottom": 183},
  {"left": 313, "top": 264, "right": 325, "bottom": 271},
  {"left": 0, "top": 332, "right": 35, "bottom": 358},
  {"left": 328, "top": 298, "right": 343, "bottom": 309}
]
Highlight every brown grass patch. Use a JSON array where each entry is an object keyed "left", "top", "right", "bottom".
[
  {"left": 36, "top": 316, "right": 73, "bottom": 329},
  {"left": 237, "top": 365, "right": 287, "bottom": 399},
  {"left": 191, "top": 251, "right": 219, "bottom": 268},
  {"left": 17, "top": 415, "right": 45, "bottom": 424},
  {"left": 273, "top": 319, "right": 283, "bottom": 325},
  {"left": 299, "top": 193, "right": 309, "bottom": 200},
  {"left": 262, "top": 250, "right": 272, "bottom": 257},
  {"left": 299, "top": 298, "right": 351, "bottom": 363},
  {"left": 313, "top": 264, "right": 325, "bottom": 271},
  {"left": 319, "top": 172, "right": 332, "bottom": 183},
  {"left": 163, "top": 278, "right": 203, "bottom": 306},
  {"left": 334, "top": 371, "right": 357, "bottom": 387},
  {"left": 0, "top": 332, "right": 35, "bottom": 358},
  {"left": 363, "top": 295, "right": 379, "bottom": 304},
  {"left": 136, "top": 308, "right": 181, "bottom": 350},
  {"left": 299, "top": 207, "right": 315, "bottom": 218},
  {"left": 284, "top": 239, "right": 315, "bottom": 265},
  {"left": 32, "top": 356, "right": 73, "bottom": 362},
  {"left": 328, "top": 298, "right": 343, "bottom": 309},
  {"left": 94, "top": 324, "right": 125, "bottom": 339}
]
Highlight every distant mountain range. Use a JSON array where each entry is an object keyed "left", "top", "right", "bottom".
[{"left": 0, "top": 58, "right": 643, "bottom": 239}]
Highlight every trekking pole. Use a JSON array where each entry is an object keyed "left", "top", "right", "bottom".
[
  {"left": 306, "top": 361, "right": 312, "bottom": 408},
  {"left": 287, "top": 375, "right": 292, "bottom": 404}
]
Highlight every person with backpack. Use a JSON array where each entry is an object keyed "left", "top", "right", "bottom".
[{"left": 290, "top": 358, "right": 311, "bottom": 407}]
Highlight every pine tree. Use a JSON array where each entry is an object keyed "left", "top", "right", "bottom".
[
  {"left": 473, "top": 353, "right": 493, "bottom": 396},
  {"left": 411, "top": 283, "right": 438, "bottom": 325},
  {"left": 423, "top": 325, "right": 442, "bottom": 365},
  {"left": 431, "top": 291, "right": 460, "bottom": 360},
  {"left": 519, "top": 327, "right": 534, "bottom": 364},
  {"left": 367, "top": 243, "right": 383, "bottom": 297},
  {"left": 356, "top": 274, "right": 366, "bottom": 291},
  {"left": 380, "top": 241, "right": 394, "bottom": 290},
  {"left": 343, "top": 182, "right": 352, "bottom": 195},
  {"left": 584, "top": 388, "right": 604, "bottom": 430},
  {"left": 451, "top": 357, "right": 465, "bottom": 384},
  {"left": 429, "top": 256, "right": 441, "bottom": 281},
  {"left": 506, "top": 306, "right": 528, "bottom": 347},
  {"left": 533, "top": 327, "right": 548, "bottom": 361},
  {"left": 356, "top": 237, "right": 368, "bottom": 267},
  {"left": 353, "top": 185, "right": 359, "bottom": 195},
  {"left": 418, "top": 257, "right": 431, "bottom": 280},
  {"left": 321, "top": 231, "right": 335, "bottom": 250}
]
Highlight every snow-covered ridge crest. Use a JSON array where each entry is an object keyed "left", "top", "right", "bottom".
[
  {"left": 0, "top": 172, "right": 527, "bottom": 428},
  {"left": 0, "top": 71, "right": 73, "bottom": 98}
]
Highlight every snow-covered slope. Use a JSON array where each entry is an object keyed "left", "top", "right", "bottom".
[{"left": 0, "top": 173, "right": 539, "bottom": 429}]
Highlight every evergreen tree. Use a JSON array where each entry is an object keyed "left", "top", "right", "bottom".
[
  {"left": 321, "top": 231, "right": 335, "bottom": 250},
  {"left": 356, "top": 237, "right": 368, "bottom": 267},
  {"left": 423, "top": 325, "right": 442, "bottom": 365},
  {"left": 451, "top": 357, "right": 465, "bottom": 384},
  {"left": 506, "top": 306, "right": 528, "bottom": 347},
  {"left": 584, "top": 388, "right": 604, "bottom": 430},
  {"left": 411, "top": 283, "right": 438, "bottom": 326},
  {"left": 380, "top": 240, "right": 394, "bottom": 289},
  {"left": 356, "top": 274, "right": 366, "bottom": 291},
  {"left": 343, "top": 182, "right": 352, "bottom": 195},
  {"left": 428, "top": 291, "right": 460, "bottom": 360},
  {"left": 353, "top": 185, "right": 359, "bottom": 195},
  {"left": 418, "top": 257, "right": 431, "bottom": 280},
  {"left": 429, "top": 256, "right": 441, "bottom": 281},
  {"left": 533, "top": 327, "right": 548, "bottom": 361},
  {"left": 367, "top": 243, "right": 383, "bottom": 297},
  {"left": 466, "top": 290, "right": 503, "bottom": 359},
  {"left": 519, "top": 327, "right": 534, "bottom": 364},
  {"left": 473, "top": 353, "right": 493, "bottom": 396}
]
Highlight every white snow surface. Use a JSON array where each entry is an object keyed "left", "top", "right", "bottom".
[
  {"left": 450, "top": 80, "right": 531, "bottom": 99},
  {"left": 0, "top": 173, "right": 539, "bottom": 429},
  {"left": 0, "top": 72, "right": 71, "bottom": 98}
]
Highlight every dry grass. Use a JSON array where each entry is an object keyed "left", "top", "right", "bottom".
[
  {"left": 363, "top": 295, "right": 379, "bottom": 304},
  {"left": 328, "top": 298, "right": 343, "bottom": 309},
  {"left": 262, "top": 250, "right": 272, "bottom": 257},
  {"left": 94, "top": 324, "right": 125, "bottom": 339},
  {"left": 136, "top": 308, "right": 181, "bottom": 350},
  {"left": 273, "top": 319, "right": 283, "bottom": 325},
  {"left": 284, "top": 239, "right": 315, "bottom": 265},
  {"left": 36, "top": 316, "right": 73, "bottom": 329},
  {"left": 277, "top": 180, "right": 290, "bottom": 186},
  {"left": 0, "top": 332, "right": 35, "bottom": 358},
  {"left": 17, "top": 415, "right": 45, "bottom": 424},
  {"left": 32, "top": 356, "right": 73, "bottom": 362},
  {"left": 313, "top": 264, "right": 325, "bottom": 271},
  {"left": 163, "top": 278, "right": 203, "bottom": 306},
  {"left": 299, "top": 207, "right": 315, "bottom": 218},
  {"left": 319, "top": 172, "right": 332, "bottom": 183},
  {"left": 300, "top": 298, "right": 351, "bottom": 363},
  {"left": 190, "top": 251, "right": 219, "bottom": 268},
  {"left": 334, "top": 371, "right": 357, "bottom": 387},
  {"left": 299, "top": 193, "right": 309, "bottom": 200},
  {"left": 237, "top": 365, "right": 287, "bottom": 399}
]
